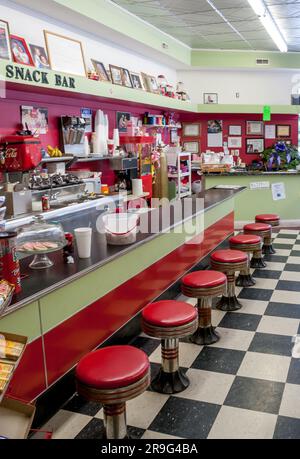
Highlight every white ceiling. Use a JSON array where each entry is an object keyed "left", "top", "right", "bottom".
[{"left": 112, "top": 0, "right": 300, "bottom": 52}]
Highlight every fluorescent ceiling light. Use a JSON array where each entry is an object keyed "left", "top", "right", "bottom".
[{"left": 247, "top": 0, "right": 288, "bottom": 52}]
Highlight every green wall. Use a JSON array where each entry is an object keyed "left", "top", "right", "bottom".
[{"left": 206, "top": 175, "right": 300, "bottom": 222}]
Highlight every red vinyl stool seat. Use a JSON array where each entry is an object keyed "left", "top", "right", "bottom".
[
  {"left": 76, "top": 346, "right": 150, "bottom": 439},
  {"left": 229, "top": 234, "right": 263, "bottom": 287},
  {"left": 182, "top": 271, "right": 227, "bottom": 346},
  {"left": 210, "top": 249, "right": 248, "bottom": 312},
  {"left": 244, "top": 222, "right": 275, "bottom": 256},
  {"left": 142, "top": 300, "right": 198, "bottom": 395},
  {"left": 255, "top": 214, "right": 280, "bottom": 227}
]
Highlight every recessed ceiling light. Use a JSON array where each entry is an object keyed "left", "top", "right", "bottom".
[{"left": 247, "top": 0, "right": 288, "bottom": 52}]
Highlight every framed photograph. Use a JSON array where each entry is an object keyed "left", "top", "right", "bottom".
[
  {"left": 183, "top": 141, "right": 199, "bottom": 154},
  {"left": 120, "top": 68, "right": 132, "bottom": 88},
  {"left": 228, "top": 137, "right": 242, "bottom": 148},
  {"left": 246, "top": 121, "right": 264, "bottom": 136},
  {"left": 110, "top": 65, "right": 123, "bottom": 86},
  {"left": 183, "top": 123, "right": 201, "bottom": 137},
  {"left": 44, "top": 31, "right": 87, "bottom": 77},
  {"left": 276, "top": 125, "right": 291, "bottom": 138},
  {"left": 147, "top": 75, "right": 159, "bottom": 94},
  {"left": 229, "top": 125, "right": 242, "bottom": 136},
  {"left": 208, "top": 120, "right": 222, "bottom": 134},
  {"left": 130, "top": 72, "right": 144, "bottom": 90},
  {"left": 117, "top": 112, "right": 131, "bottom": 133},
  {"left": 21, "top": 106, "right": 48, "bottom": 135},
  {"left": 291, "top": 94, "right": 300, "bottom": 105},
  {"left": 91, "top": 60, "right": 110, "bottom": 81},
  {"left": 29, "top": 44, "right": 50, "bottom": 69},
  {"left": 10, "top": 35, "right": 34, "bottom": 66},
  {"left": 170, "top": 129, "right": 179, "bottom": 144},
  {"left": 265, "top": 124, "right": 276, "bottom": 139},
  {"left": 0, "top": 20, "right": 12, "bottom": 60},
  {"left": 204, "top": 93, "right": 218, "bottom": 104},
  {"left": 246, "top": 138, "right": 264, "bottom": 154}
]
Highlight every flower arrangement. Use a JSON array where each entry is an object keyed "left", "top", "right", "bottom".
[{"left": 261, "top": 141, "right": 300, "bottom": 171}]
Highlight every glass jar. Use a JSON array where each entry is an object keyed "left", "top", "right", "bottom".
[{"left": 16, "top": 215, "right": 67, "bottom": 269}]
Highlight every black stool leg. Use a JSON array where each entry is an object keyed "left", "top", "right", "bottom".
[
  {"left": 263, "top": 235, "right": 276, "bottom": 254},
  {"left": 216, "top": 272, "right": 242, "bottom": 312},
  {"left": 190, "top": 298, "right": 219, "bottom": 345},
  {"left": 236, "top": 255, "right": 256, "bottom": 287},
  {"left": 151, "top": 339, "right": 189, "bottom": 395},
  {"left": 250, "top": 249, "right": 267, "bottom": 269}
]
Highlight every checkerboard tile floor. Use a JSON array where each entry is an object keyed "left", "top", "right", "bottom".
[{"left": 37, "top": 230, "right": 300, "bottom": 440}]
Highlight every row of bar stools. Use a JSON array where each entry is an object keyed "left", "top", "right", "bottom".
[
  {"left": 76, "top": 345, "right": 150, "bottom": 439},
  {"left": 211, "top": 249, "right": 248, "bottom": 311},
  {"left": 142, "top": 300, "right": 198, "bottom": 394},
  {"left": 181, "top": 271, "right": 227, "bottom": 345},
  {"left": 229, "top": 234, "right": 263, "bottom": 287}
]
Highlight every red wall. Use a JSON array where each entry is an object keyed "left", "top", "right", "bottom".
[{"left": 180, "top": 113, "right": 299, "bottom": 165}]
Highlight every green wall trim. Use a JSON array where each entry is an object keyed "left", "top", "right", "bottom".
[
  {"left": 39, "top": 198, "right": 233, "bottom": 333},
  {"left": 53, "top": 0, "right": 191, "bottom": 66},
  {"left": 206, "top": 176, "right": 300, "bottom": 221},
  {"left": 197, "top": 104, "right": 300, "bottom": 115},
  {"left": 191, "top": 50, "right": 300, "bottom": 69},
  {"left": 0, "top": 302, "right": 41, "bottom": 342}
]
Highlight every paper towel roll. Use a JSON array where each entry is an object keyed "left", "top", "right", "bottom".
[
  {"left": 113, "top": 129, "right": 120, "bottom": 148},
  {"left": 132, "top": 179, "right": 143, "bottom": 197}
]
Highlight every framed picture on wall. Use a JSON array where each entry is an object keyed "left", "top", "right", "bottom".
[
  {"left": 91, "top": 60, "right": 110, "bottom": 81},
  {"left": 44, "top": 31, "right": 87, "bottom": 76},
  {"left": 229, "top": 125, "right": 242, "bottom": 136},
  {"left": 120, "top": 68, "right": 133, "bottom": 88},
  {"left": 246, "top": 121, "right": 264, "bottom": 136},
  {"left": 0, "top": 19, "right": 12, "bottom": 61},
  {"left": 183, "top": 123, "right": 201, "bottom": 137},
  {"left": 204, "top": 93, "right": 218, "bottom": 104},
  {"left": 117, "top": 112, "right": 131, "bottom": 132},
  {"left": 130, "top": 72, "right": 144, "bottom": 90},
  {"left": 29, "top": 44, "right": 50, "bottom": 69},
  {"left": 183, "top": 141, "right": 200, "bottom": 153},
  {"left": 110, "top": 65, "right": 123, "bottom": 86},
  {"left": 246, "top": 138, "right": 264, "bottom": 154},
  {"left": 276, "top": 125, "right": 291, "bottom": 138},
  {"left": 10, "top": 35, "right": 34, "bottom": 66},
  {"left": 170, "top": 129, "right": 179, "bottom": 144}
]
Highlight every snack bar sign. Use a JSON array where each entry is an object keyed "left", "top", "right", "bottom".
[{"left": 5, "top": 64, "right": 76, "bottom": 89}]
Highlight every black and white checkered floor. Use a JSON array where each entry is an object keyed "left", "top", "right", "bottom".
[{"left": 37, "top": 230, "right": 300, "bottom": 439}]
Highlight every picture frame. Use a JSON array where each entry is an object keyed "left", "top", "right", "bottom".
[
  {"left": 29, "top": 44, "right": 50, "bottom": 69},
  {"left": 183, "top": 141, "right": 199, "bottom": 154},
  {"left": 291, "top": 94, "right": 300, "bottom": 106},
  {"left": 246, "top": 121, "right": 264, "bottom": 136},
  {"left": 21, "top": 105, "right": 49, "bottom": 135},
  {"left": 183, "top": 123, "right": 201, "bottom": 137},
  {"left": 0, "top": 19, "right": 12, "bottom": 61},
  {"left": 170, "top": 129, "right": 179, "bottom": 144},
  {"left": 91, "top": 60, "right": 110, "bottom": 82},
  {"left": 44, "top": 30, "right": 87, "bottom": 77},
  {"left": 229, "top": 125, "right": 242, "bottom": 136},
  {"left": 147, "top": 75, "right": 160, "bottom": 94},
  {"left": 109, "top": 65, "right": 123, "bottom": 86},
  {"left": 10, "top": 35, "right": 34, "bottom": 66},
  {"left": 141, "top": 72, "right": 150, "bottom": 92},
  {"left": 246, "top": 138, "right": 264, "bottom": 154},
  {"left": 228, "top": 137, "right": 242, "bottom": 149},
  {"left": 117, "top": 112, "right": 131, "bottom": 133},
  {"left": 204, "top": 93, "right": 218, "bottom": 104},
  {"left": 120, "top": 68, "right": 133, "bottom": 88},
  {"left": 276, "top": 124, "right": 291, "bottom": 138},
  {"left": 130, "top": 72, "right": 144, "bottom": 90},
  {"left": 208, "top": 120, "right": 222, "bottom": 134}
]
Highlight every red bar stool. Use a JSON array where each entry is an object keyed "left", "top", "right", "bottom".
[
  {"left": 211, "top": 249, "right": 248, "bottom": 312},
  {"left": 229, "top": 234, "right": 263, "bottom": 287},
  {"left": 142, "top": 300, "right": 198, "bottom": 394},
  {"left": 76, "top": 345, "right": 150, "bottom": 439},
  {"left": 181, "top": 270, "right": 227, "bottom": 345},
  {"left": 255, "top": 213, "right": 280, "bottom": 227},
  {"left": 244, "top": 222, "right": 274, "bottom": 255}
]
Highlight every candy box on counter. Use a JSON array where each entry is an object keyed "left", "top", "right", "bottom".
[
  {"left": 0, "top": 332, "right": 28, "bottom": 403},
  {"left": 0, "top": 281, "right": 15, "bottom": 315}
]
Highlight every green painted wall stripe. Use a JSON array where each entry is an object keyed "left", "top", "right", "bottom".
[
  {"left": 0, "top": 302, "right": 41, "bottom": 342},
  {"left": 39, "top": 198, "right": 234, "bottom": 333},
  {"left": 191, "top": 50, "right": 300, "bottom": 69},
  {"left": 206, "top": 176, "right": 300, "bottom": 221},
  {"left": 197, "top": 104, "right": 300, "bottom": 115}
]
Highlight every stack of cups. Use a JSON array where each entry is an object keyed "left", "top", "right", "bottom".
[{"left": 74, "top": 228, "right": 92, "bottom": 259}]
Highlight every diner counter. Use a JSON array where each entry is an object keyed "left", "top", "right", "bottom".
[{"left": 0, "top": 187, "right": 243, "bottom": 402}]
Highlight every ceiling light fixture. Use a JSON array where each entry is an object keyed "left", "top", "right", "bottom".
[{"left": 247, "top": 0, "right": 288, "bottom": 52}]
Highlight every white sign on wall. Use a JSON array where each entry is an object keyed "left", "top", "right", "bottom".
[
  {"left": 250, "top": 182, "right": 270, "bottom": 190},
  {"left": 272, "top": 182, "right": 286, "bottom": 201}
]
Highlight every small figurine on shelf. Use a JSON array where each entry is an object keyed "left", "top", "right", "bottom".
[
  {"left": 176, "top": 82, "right": 188, "bottom": 101},
  {"left": 157, "top": 75, "right": 167, "bottom": 96},
  {"left": 87, "top": 69, "right": 100, "bottom": 81}
]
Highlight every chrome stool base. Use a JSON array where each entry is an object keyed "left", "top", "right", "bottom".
[
  {"left": 216, "top": 295, "right": 242, "bottom": 312},
  {"left": 190, "top": 325, "right": 219, "bottom": 345},
  {"left": 151, "top": 368, "right": 189, "bottom": 394},
  {"left": 263, "top": 244, "right": 276, "bottom": 255},
  {"left": 236, "top": 273, "right": 256, "bottom": 287},
  {"left": 250, "top": 257, "right": 267, "bottom": 269}
]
